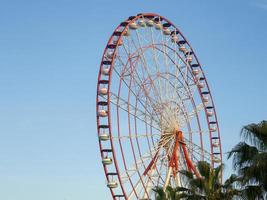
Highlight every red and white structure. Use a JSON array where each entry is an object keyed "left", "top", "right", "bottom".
[{"left": 96, "top": 13, "right": 222, "bottom": 200}]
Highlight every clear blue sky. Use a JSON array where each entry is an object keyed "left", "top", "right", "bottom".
[{"left": 0, "top": 0, "right": 267, "bottom": 199}]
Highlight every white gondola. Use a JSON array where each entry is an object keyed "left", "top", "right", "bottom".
[
  {"left": 192, "top": 69, "right": 199, "bottom": 75},
  {"left": 107, "top": 52, "right": 114, "bottom": 59},
  {"left": 155, "top": 23, "right": 162, "bottom": 30},
  {"left": 210, "top": 126, "right": 217, "bottom": 132},
  {"left": 99, "top": 88, "right": 108, "bottom": 96},
  {"left": 198, "top": 82, "right": 205, "bottom": 88},
  {"left": 107, "top": 181, "right": 118, "bottom": 189},
  {"left": 213, "top": 157, "right": 221, "bottom": 163},
  {"left": 98, "top": 110, "right": 108, "bottom": 117},
  {"left": 212, "top": 141, "right": 220, "bottom": 147},
  {"left": 129, "top": 22, "right": 138, "bottom": 30},
  {"left": 138, "top": 19, "right": 146, "bottom": 27},
  {"left": 203, "top": 96, "right": 209, "bottom": 103},
  {"left": 102, "top": 157, "right": 113, "bottom": 165},
  {"left": 186, "top": 56, "right": 193, "bottom": 63},
  {"left": 163, "top": 28, "right": 171, "bottom": 35},
  {"left": 101, "top": 67, "right": 110, "bottom": 76},
  {"left": 207, "top": 110, "right": 213, "bottom": 117},
  {"left": 146, "top": 19, "right": 154, "bottom": 27},
  {"left": 179, "top": 45, "right": 186, "bottom": 53},
  {"left": 99, "top": 134, "right": 110, "bottom": 141},
  {"left": 171, "top": 35, "right": 178, "bottom": 42}
]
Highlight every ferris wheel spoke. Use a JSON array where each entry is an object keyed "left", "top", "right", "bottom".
[
  {"left": 118, "top": 39, "right": 185, "bottom": 132},
  {"left": 178, "top": 103, "right": 204, "bottom": 128},
  {"left": 153, "top": 137, "right": 177, "bottom": 186},
  {"left": 143, "top": 133, "right": 175, "bottom": 178},
  {"left": 126, "top": 144, "right": 173, "bottom": 199},
  {"left": 148, "top": 27, "right": 165, "bottom": 103},
  {"left": 165, "top": 46, "right": 189, "bottom": 89},
  {"left": 155, "top": 47, "right": 202, "bottom": 128},
  {"left": 157, "top": 76, "right": 186, "bottom": 128},
  {"left": 109, "top": 92, "right": 162, "bottom": 131},
  {"left": 112, "top": 54, "right": 131, "bottom": 82},
  {"left": 142, "top": 168, "right": 157, "bottom": 199},
  {"left": 168, "top": 48, "right": 200, "bottom": 104},
  {"left": 121, "top": 36, "right": 134, "bottom": 57},
  {"left": 114, "top": 47, "right": 166, "bottom": 121},
  {"left": 112, "top": 62, "right": 173, "bottom": 131},
  {"left": 127, "top": 177, "right": 144, "bottom": 200},
  {"left": 153, "top": 45, "right": 193, "bottom": 103},
  {"left": 183, "top": 137, "right": 211, "bottom": 162},
  {"left": 168, "top": 75, "right": 189, "bottom": 101},
  {"left": 141, "top": 132, "right": 175, "bottom": 186},
  {"left": 163, "top": 45, "right": 196, "bottom": 87},
  {"left": 128, "top": 70, "right": 174, "bottom": 130},
  {"left": 173, "top": 54, "right": 186, "bottom": 83},
  {"left": 120, "top": 151, "right": 152, "bottom": 178},
  {"left": 119, "top": 133, "right": 174, "bottom": 186},
  {"left": 120, "top": 138, "right": 167, "bottom": 184},
  {"left": 161, "top": 77, "right": 193, "bottom": 130},
  {"left": 157, "top": 28, "right": 173, "bottom": 103},
  {"left": 111, "top": 132, "right": 161, "bottom": 141},
  {"left": 134, "top": 30, "right": 164, "bottom": 104}
]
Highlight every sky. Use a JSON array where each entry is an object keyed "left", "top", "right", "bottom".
[{"left": 0, "top": 0, "right": 267, "bottom": 199}]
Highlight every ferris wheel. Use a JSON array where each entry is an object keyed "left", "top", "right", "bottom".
[{"left": 96, "top": 13, "right": 222, "bottom": 200}]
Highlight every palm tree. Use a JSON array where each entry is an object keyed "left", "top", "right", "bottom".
[
  {"left": 228, "top": 120, "right": 267, "bottom": 199},
  {"left": 153, "top": 186, "right": 178, "bottom": 200},
  {"left": 177, "top": 161, "right": 241, "bottom": 200},
  {"left": 153, "top": 186, "right": 168, "bottom": 200},
  {"left": 153, "top": 161, "right": 241, "bottom": 200}
]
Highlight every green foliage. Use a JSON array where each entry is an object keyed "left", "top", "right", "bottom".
[
  {"left": 153, "top": 186, "right": 181, "bottom": 200},
  {"left": 228, "top": 120, "right": 267, "bottom": 199},
  {"left": 153, "top": 161, "right": 241, "bottom": 200},
  {"left": 178, "top": 161, "right": 241, "bottom": 200},
  {"left": 153, "top": 186, "right": 168, "bottom": 200}
]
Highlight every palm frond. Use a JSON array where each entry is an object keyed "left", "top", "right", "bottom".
[
  {"left": 241, "top": 185, "right": 264, "bottom": 200},
  {"left": 228, "top": 142, "right": 259, "bottom": 170},
  {"left": 153, "top": 186, "right": 167, "bottom": 200},
  {"left": 196, "top": 161, "right": 211, "bottom": 180},
  {"left": 223, "top": 174, "right": 242, "bottom": 188},
  {"left": 179, "top": 170, "right": 194, "bottom": 180},
  {"left": 241, "top": 120, "right": 267, "bottom": 151}
]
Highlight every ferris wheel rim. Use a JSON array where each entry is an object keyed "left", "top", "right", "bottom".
[{"left": 96, "top": 13, "right": 222, "bottom": 199}]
